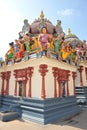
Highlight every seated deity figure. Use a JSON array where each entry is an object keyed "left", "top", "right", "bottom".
[
  {"left": 30, "top": 36, "right": 39, "bottom": 50},
  {"left": 5, "top": 42, "right": 14, "bottom": 64},
  {"left": 61, "top": 44, "right": 71, "bottom": 63},
  {"left": 19, "top": 19, "right": 30, "bottom": 38},
  {"left": 38, "top": 26, "right": 51, "bottom": 57}
]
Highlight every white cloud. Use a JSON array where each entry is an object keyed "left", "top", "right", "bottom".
[{"left": 57, "top": 9, "right": 74, "bottom": 16}]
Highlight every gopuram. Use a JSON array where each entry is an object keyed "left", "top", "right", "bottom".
[{"left": 0, "top": 11, "right": 87, "bottom": 124}]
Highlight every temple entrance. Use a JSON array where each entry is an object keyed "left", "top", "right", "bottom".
[{"left": 18, "top": 81, "right": 24, "bottom": 96}]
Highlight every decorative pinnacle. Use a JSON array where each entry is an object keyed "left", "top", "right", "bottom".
[
  {"left": 40, "top": 11, "right": 44, "bottom": 19},
  {"left": 68, "top": 28, "right": 71, "bottom": 34}
]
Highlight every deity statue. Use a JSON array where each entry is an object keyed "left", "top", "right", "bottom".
[
  {"left": 5, "top": 42, "right": 14, "bottom": 64},
  {"left": 40, "top": 11, "right": 44, "bottom": 19},
  {"left": 19, "top": 19, "right": 30, "bottom": 38},
  {"left": 38, "top": 26, "right": 51, "bottom": 57},
  {"left": 55, "top": 20, "right": 63, "bottom": 35},
  {"left": 54, "top": 34, "right": 59, "bottom": 53},
  {"left": 68, "top": 28, "right": 71, "bottom": 35},
  {"left": 23, "top": 34, "right": 31, "bottom": 52}
]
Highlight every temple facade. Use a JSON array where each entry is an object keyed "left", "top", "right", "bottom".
[
  {"left": 0, "top": 11, "right": 87, "bottom": 124},
  {"left": 0, "top": 57, "right": 77, "bottom": 98}
]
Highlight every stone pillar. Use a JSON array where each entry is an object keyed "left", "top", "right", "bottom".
[
  {"left": 23, "top": 80, "right": 26, "bottom": 97},
  {"left": 14, "top": 80, "right": 17, "bottom": 96},
  {"left": 5, "top": 71, "right": 11, "bottom": 95},
  {"left": 39, "top": 64, "right": 48, "bottom": 99},
  {"left": 14, "top": 70, "right": 17, "bottom": 96},
  {"left": 29, "top": 77, "right": 31, "bottom": 97},
  {"left": 52, "top": 67, "right": 58, "bottom": 98},
  {"left": 1, "top": 78, "right": 4, "bottom": 95},
  {"left": 78, "top": 66, "right": 83, "bottom": 86},
  {"left": 5, "top": 79, "right": 9, "bottom": 95},
  {"left": 66, "top": 81, "right": 69, "bottom": 96},
  {"left": 27, "top": 67, "right": 34, "bottom": 97},
  {"left": 57, "top": 68, "right": 62, "bottom": 97},
  {"left": 0, "top": 72, "right": 5, "bottom": 95},
  {"left": 85, "top": 67, "right": 87, "bottom": 80},
  {"left": 58, "top": 81, "right": 62, "bottom": 97},
  {"left": 0, "top": 71, "right": 11, "bottom": 95},
  {"left": 66, "top": 70, "right": 70, "bottom": 96},
  {"left": 72, "top": 72, "right": 77, "bottom": 96}
]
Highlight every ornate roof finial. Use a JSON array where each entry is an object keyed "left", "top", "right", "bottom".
[
  {"left": 68, "top": 28, "right": 71, "bottom": 34},
  {"left": 40, "top": 11, "right": 44, "bottom": 19}
]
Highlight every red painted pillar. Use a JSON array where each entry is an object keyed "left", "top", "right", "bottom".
[
  {"left": 5, "top": 79, "right": 9, "bottom": 95},
  {"left": 0, "top": 72, "right": 5, "bottom": 95},
  {"left": 23, "top": 80, "right": 26, "bottom": 97},
  {"left": 66, "top": 70, "right": 70, "bottom": 96},
  {"left": 5, "top": 71, "right": 11, "bottom": 95},
  {"left": 7, "top": 79, "right": 10, "bottom": 95},
  {"left": 57, "top": 69, "right": 62, "bottom": 97},
  {"left": 42, "top": 76, "right": 45, "bottom": 98},
  {"left": 27, "top": 67, "right": 34, "bottom": 97},
  {"left": 58, "top": 81, "right": 62, "bottom": 97},
  {"left": 72, "top": 72, "right": 77, "bottom": 96},
  {"left": 0, "top": 71, "right": 11, "bottom": 95},
  {"left": 14, "top": 80, "right": 17, "bottom": 96},
  {"left": 1, "top": 78, "right": 4, "bottom": 95},
  {"left": 85, "top": 67, "right": 87, "bottom": 80},
  {"left": 66, "top": 81, "right": 69, "bottom": 96},
  {"left": 78, "top": 66, "right": 83, "bottom": 86},
  {"left": 28, "top": 77, "right": 31, "bottom": 97},
  {"left": 52, "top": 67, "right": 58, "bottom": 98},
  {"left": 39, "top": 64, "right": 48, "bottom": 99}
]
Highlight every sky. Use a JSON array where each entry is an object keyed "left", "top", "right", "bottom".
[{"left": 0, "top": 0, "right": 87, "bottom": 60}]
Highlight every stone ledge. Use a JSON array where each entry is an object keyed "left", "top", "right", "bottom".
[{"left": 0, "top": 111, "right": 19, "bottom": 121}]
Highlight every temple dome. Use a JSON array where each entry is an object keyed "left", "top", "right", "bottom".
[
  {"left": 64, "top": 28, "right": 82, "bottom": 46},
  {"left": 30, "top": 11, "right": 55, "bottom": 34}
]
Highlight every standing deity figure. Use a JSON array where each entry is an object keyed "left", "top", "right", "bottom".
[
  {"left": 55, "top": 20, "right": 63, "bottom": 35},
  {"left": 19, "top": 19, "right": 30, "bottom": 38}
]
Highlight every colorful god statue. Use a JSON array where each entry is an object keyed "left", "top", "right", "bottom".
[
  {"left": 38, "top": 26, "right": 51, "bottom": 57},
  {"left": 5, "top": 42, "right": 14, "bottom": 64}
]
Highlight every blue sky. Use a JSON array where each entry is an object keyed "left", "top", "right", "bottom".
[{"left": 0, "top": 0, "right": 87, "bottom": 59}]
